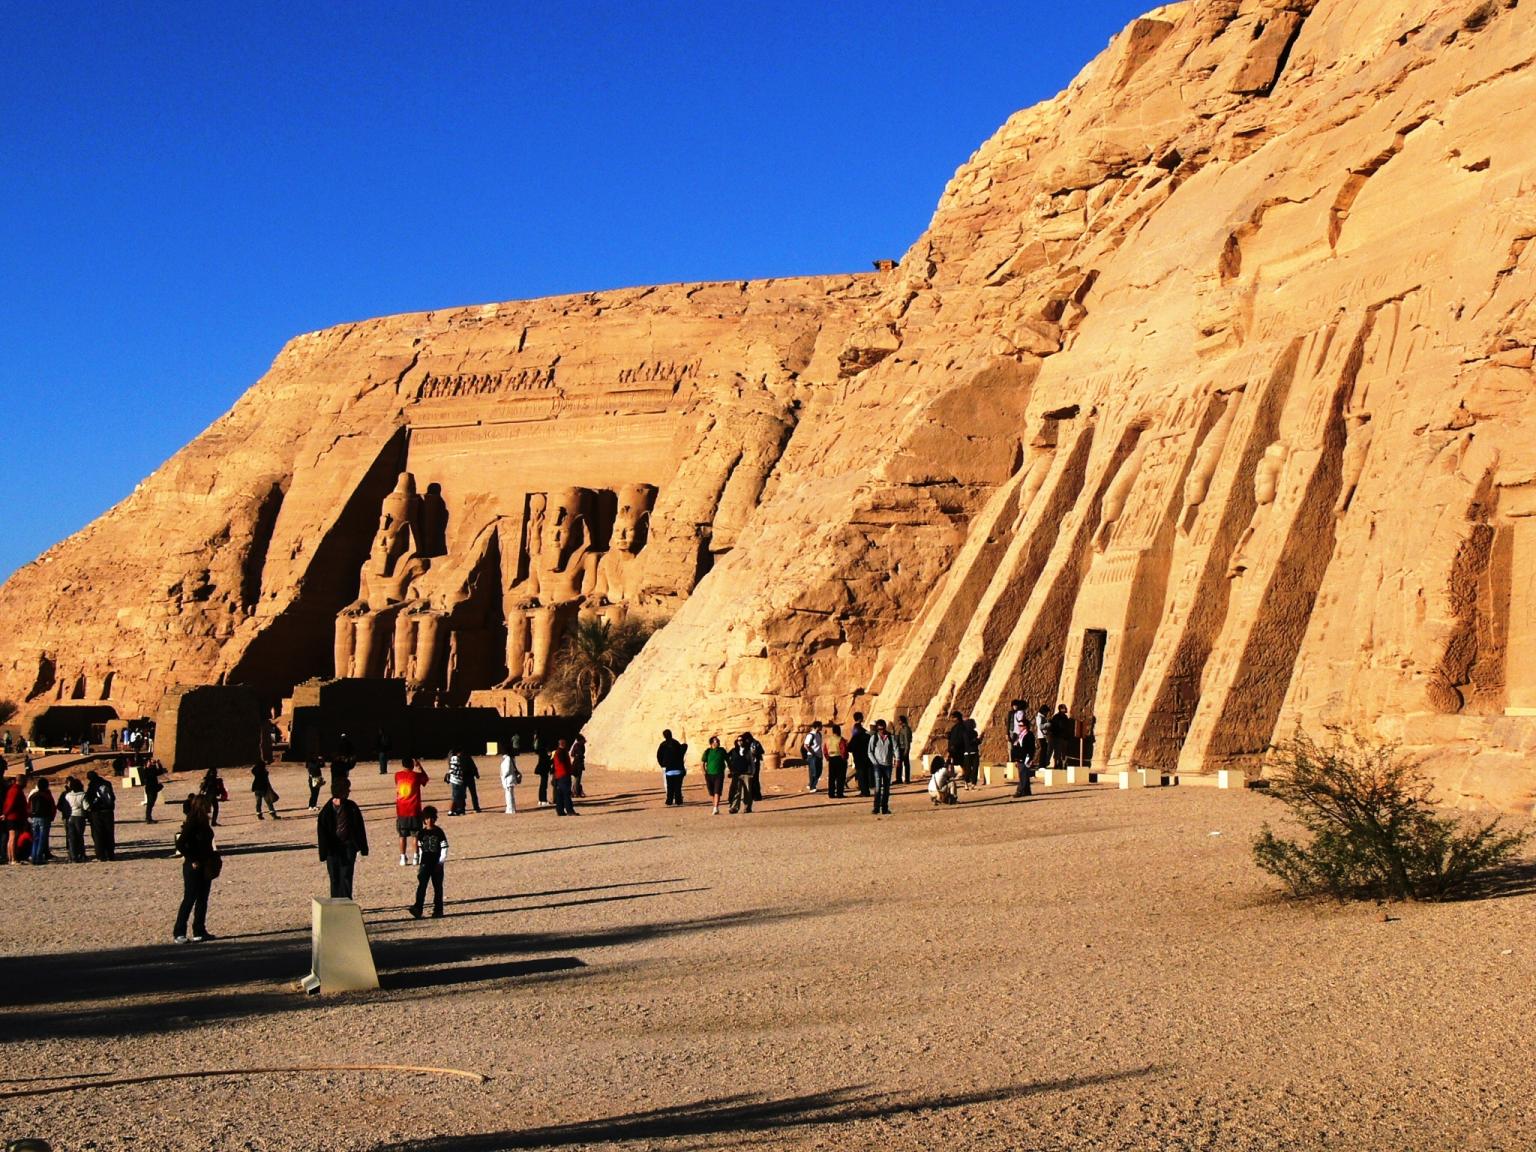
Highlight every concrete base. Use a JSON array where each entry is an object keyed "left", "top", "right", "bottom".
[
  {"left": 1002, "top": 763, "right": 1020, "bottom": 783},
  {"left": 1066, "top": 764, "right": 1095, "bottom": 786},
  {"left": 1218, "top": 769, "right": 1249, "bottom": 789},
  {"left": 300, "top": 897, "right": 379, "bottom": 995},
  {"left": 1039, "top": 768, "right": 1064, "bottom": 787},
  {"left": 1119, "top": 768, "right": 1164, "bottom": 789}
]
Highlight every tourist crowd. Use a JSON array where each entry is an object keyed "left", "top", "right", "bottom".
[{"left": 4, "top": 702, "right": 1095, "bottom": 942}]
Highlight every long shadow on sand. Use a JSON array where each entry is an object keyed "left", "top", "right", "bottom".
[
  {"left": 2, "top": 902, "right": 838, "bottom": 1042},
  {"left": 367, "top": 886, "right": 713, "bottom": 926},
  {"left": 371, "top": 1070, "right": 1162, "bottom": 1151},
  {"left": 1453, "top": 858, "right": 1536, "bottom": 901},
  {"left": 464, "top": 835, "right": 669, "bottom": 863}
]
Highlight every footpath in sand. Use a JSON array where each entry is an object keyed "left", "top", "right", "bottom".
[{"left": 3, "top": 761, "right": 1534, "bottom": 1151}]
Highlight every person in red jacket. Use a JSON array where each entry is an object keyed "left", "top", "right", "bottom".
[
  {"left": 395, "top": 758, "right": 430, "bottom": 865},
  {"left": 2, "top": 772, "right": 28, "bottom": 864},
  {"left": 551, "top": 739, "right": 577, "bottom": 816}
]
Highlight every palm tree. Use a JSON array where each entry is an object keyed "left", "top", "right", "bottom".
[{"left": 552, "top": 617, "right": 654, "bottom": 714}]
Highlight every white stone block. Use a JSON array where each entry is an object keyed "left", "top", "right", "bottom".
[
  {"left": 1218, "top": 768, "right": 1249, "bottom": 789},
  {"left": 300, "top": 898, "right": 379, "bottom": 995}
]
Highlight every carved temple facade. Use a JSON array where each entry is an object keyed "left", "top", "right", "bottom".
[{"left": 4, "top": 1, "right": 1536, "bottom": 809}]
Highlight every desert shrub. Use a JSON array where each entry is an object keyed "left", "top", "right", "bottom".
[
  {"left": 1253, "top": 729, "right": 1527, "bottom": 902},
  {"left": 545, "top": 616, "right": 656, "bottom": 715}
]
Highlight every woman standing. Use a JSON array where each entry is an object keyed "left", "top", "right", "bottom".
[
  {"left": 60, "top": 777, "right": 88, "bottom": 862},
  {"left": 305, "top": 755, "right": 325, "bottom": 810},
  {"left": 701, "top": 736, "right": 727, "bottom": 815},
  {"left": 446, "top": 751, "right": 467, "bottom": 816},
  {"left": 27, "top": 777, "right": 55, "bottom": 864},
  {"left": 199, "top": 768, "right": 226, "bottom": 827},
  {"left": 825, "top": 724, "right": 849, "bottom": 799},
  {"left": 571, "top": 733, "right": 587, "bottom": 799},
  {"left": 499, "top": 749, "right": 519, "bottom": 814},
  {"left": 83, "top": 770, "right": 117, "bottom": 860},
  {"left": 173, "top": 796, "right": 220, "bottom": 943},
  {"left": 251, "top": 762, "right": 280, "bottom": 820}
]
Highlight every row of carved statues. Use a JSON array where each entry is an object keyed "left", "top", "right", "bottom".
[{"left": 332, "top": 474, "right": 658, "bottom": 699}]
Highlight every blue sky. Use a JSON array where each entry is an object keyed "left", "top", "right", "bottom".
[{"left": 2, "top": 1, "right": 1154, "bottom": 581}]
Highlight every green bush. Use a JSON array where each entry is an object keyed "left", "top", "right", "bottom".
[
  {"left": 1253, "top": 729, "right": 1528, "bottom": 902},
  {"left": 545, "top": 616, "right": 656, "bottom": 716}
]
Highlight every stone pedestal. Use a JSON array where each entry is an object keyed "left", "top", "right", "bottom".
[
  {"left": 1218, "top": 768, "right": 1249, "bottom": 789},
  {"left": 300, "top": 898, "right": 379, "bottom": 995},
  {"left": 1066, "top": 764, "right": 1094, "bottom": 786},
  {"left": 1039, "top": 768, "right": 1064, "bottom": 787},
  {"left": 1119, "top": 768, "right": 1163, "bottom": 789}
]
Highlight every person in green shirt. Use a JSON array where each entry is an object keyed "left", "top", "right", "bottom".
[{"left": 701, "top": 735, "right": 728, "bottom": 815}]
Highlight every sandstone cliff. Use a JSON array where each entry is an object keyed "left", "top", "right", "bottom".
[
  {"left": 586, "top": 0, "right": 1536, "bottom": 811},
  {"left": 0, "top": 278, "right": 876, "bottom": 718},
  {"left": 5, "top": 0, "right": 1536, "bottom": 809}
]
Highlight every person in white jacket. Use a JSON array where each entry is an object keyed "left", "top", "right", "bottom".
[{"left": 500, "top": 749, "right": 520, "bottom": 813}]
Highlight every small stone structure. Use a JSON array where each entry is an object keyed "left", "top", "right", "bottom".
[{"left": 155, "top": 686, "right": 264, "bottom": 775}]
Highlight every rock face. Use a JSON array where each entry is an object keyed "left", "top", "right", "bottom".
[
  {"left": 0, "top": 277, "right": 877, "bottom": 719},
  {"left": 6, "top": 0, "right": 1536, "bottom": 809}
]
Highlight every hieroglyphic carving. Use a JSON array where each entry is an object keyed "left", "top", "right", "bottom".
[
  {"left": 616, "top": 360, "right": 700, "bottom": 386},
  {"left": 415, "top": 368, "right": 556, "bottom": 400}
]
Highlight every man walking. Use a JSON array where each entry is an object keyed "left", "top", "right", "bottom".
[
  {"left": 866, "top": 720, "right": 896, "bottom": 816},
  {"left": 317, "top": 778, "right": 368, "bottom": 899},
  {"left": 657, "top": 729, "right": 688, "bottom": 806}
]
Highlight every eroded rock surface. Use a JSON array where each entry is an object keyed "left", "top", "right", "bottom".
[{"left": 6, "top": 0, "right": 1536, "bottom": 809}]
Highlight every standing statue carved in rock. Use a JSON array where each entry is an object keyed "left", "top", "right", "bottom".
[
  {"left": 1227, "top": 442, "right": 1288, "bottom": 578},
  {"left": 1334, "top": 410, "right": 1373, "bottom": 516},
  {"left": 1179, "top": 390, "right": 1241, "bottom": 533},
  {"left": 1095, "top": 434, "right": 1149, "bottom": 552}
]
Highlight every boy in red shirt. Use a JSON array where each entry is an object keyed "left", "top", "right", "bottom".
[{"left": 395, "top": 759, "right": 430, "bottom": 865}]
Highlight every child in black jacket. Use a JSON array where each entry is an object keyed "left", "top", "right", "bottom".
[{"left": 410, "top": 807, "right": 449, "bottom": 919}]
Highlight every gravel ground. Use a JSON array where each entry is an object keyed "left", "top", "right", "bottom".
[{"left": 3, "top": 760, "right": 1534, "bottom": 1151}]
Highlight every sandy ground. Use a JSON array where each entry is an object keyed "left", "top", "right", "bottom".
[{"left": 2, "top": 759, "right": 1534, "bottom": 1151}]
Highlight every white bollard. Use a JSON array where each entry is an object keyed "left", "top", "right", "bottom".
[{"left": 300, "top": 898, "right": 379, "bottom": 995}]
